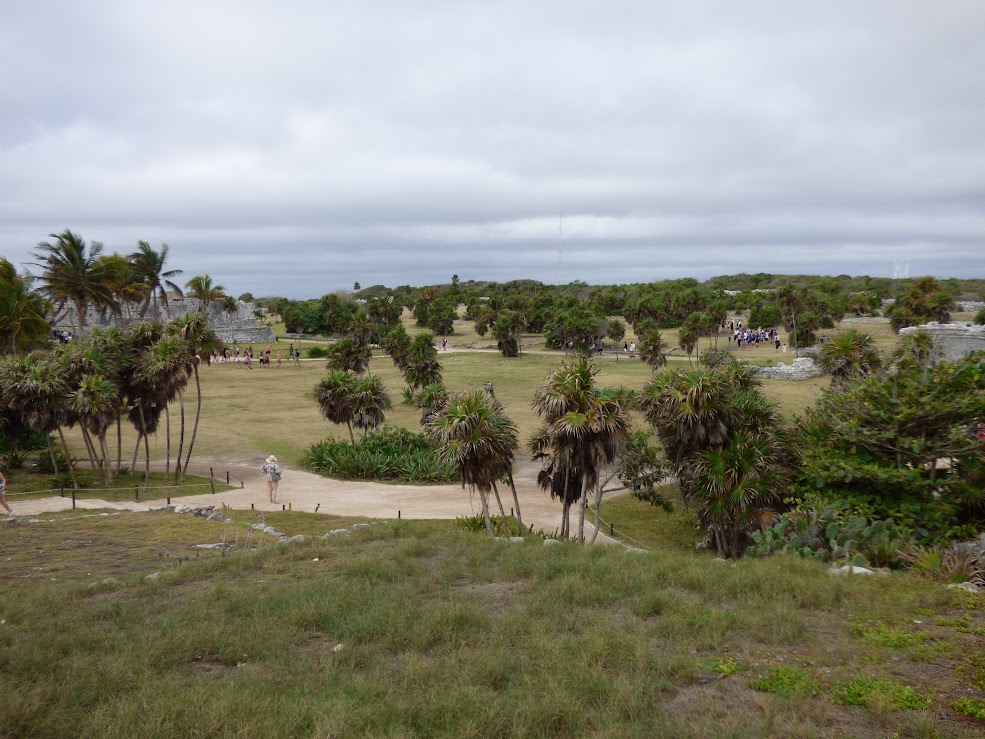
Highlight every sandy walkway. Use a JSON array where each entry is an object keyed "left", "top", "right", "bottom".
[{"left": 9, "top": 454, "right": 621, "bottom": 542}]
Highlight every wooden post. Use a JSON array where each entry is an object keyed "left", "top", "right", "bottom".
[
  {"left": 210, "top": 479, "right": 215, "bottom": 494},
  {"left": 60, "top": 486, "right": 64, "bottom": 498},
  {"left": 282, "top": 504, "right": 285, "bottom": 511},
  {"left": 210, "top": 467, "right": 214, "bottom": 478},
  {"left": 251, "top": 503, "right": 254, "bottom": 510},
  {"left": 226, "top": 471, "right": 230, "bottom": 484},
  {"left": 609, "top": 523, "right": 614, "bottom": 536},
  {"left": 72, "top": 489, "right": 76, "bottom": 509},
  {"left": 134, "top": 485, "right": 139, "bottom": 501},
  {"left": 167, "top": 496, "right": 171, "bottom": 505},
  {"left": 398, "top": 510, "right": 401, "bottom": 519}
]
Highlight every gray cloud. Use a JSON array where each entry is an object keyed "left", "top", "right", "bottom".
[{"left": 1, "top": 0, "right": 984, "bottom": 297}]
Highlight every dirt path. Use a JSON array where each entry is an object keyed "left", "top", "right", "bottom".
[{"left": 11, "top": 454, "right": 622, "bottom": 543}]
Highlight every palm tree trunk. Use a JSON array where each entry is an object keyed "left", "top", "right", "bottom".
[
  {"left": 182, "top": 365, "right": 202, "bottom": 481},
  {"left": 100, "top": 434, "right": 112, "bottom": 486},
  {"left": 80, "top": 425, "right": 98, "bottom": 469},
  {"left": 346, "top": 421, "right": 355, "bottom": 444},
  {"left": 143, "top": 426, "right": 151, "bottom": 489},
  {"left": 478, "top": 489, "right": 493, "bottom": 535},
  {"left": 132, "top": 432, "right": 142, "bottom": 472},
  {"left": 164, "top": 405, "right": 171, "bottom": 477},
  {"left": 46, "top": 435, "right": 59, "bottom": 479},
  {"left": 116, "top": 412, "right": 122, "bottom": 471},
  {"left": 589, "top": 485, "right": 604, "bottom": 544},
  {"left": 174, "top": 390, "right": 186, "bottom": 482},
  {"left": 56, "top": 426, "right": 80, "bottom": 489},
  {"left": 506, "top": 470, "right": 524, "bottom": 533},
  {"left": 491, "top": 481, "right": 508, "bottom": 522},
  {"left": 577, "top": 474, "right": 589, "bottom": 543}
]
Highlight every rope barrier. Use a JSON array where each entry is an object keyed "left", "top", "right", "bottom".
[{"left": 586, "top": 505, "right": 651, "bottom": 552}]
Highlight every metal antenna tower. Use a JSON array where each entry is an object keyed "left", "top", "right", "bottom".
[
  {"left": 893, "top": 258, "right": 910, "bottom": 279},
  {"left": 558, "top": 215, "right": 563, "bottom": 285}
]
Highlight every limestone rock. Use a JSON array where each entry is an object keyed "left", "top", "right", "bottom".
[{"left": 946, "top": 582, "right": 982, "bottom": 594}]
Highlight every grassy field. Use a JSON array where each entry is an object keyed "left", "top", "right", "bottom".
[
  {"left": 1, "top": 510, "right": 982, "bottom": 737},
  {"left": 2, "top": 470, "right": 235, "bottom": 505}
]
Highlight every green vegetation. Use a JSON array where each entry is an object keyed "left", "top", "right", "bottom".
[
  {"left": 1, "top": 511, "right": 982, "bottom": 737},
  {"left": 303, "top": 426, "right": 456, "bottom": 483}
]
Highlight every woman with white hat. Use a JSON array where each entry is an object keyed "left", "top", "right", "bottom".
[{"left": 260, "top": 455, "right": 282, "bottom": 504}]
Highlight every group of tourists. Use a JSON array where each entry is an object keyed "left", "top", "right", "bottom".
[
  {"left": 212, "top": 344, "right": 302, "bottom": 368},
  {"left": 725, "top": 320, "right": 784, "bottom": 352}
]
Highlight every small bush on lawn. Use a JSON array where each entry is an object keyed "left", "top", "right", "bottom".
[
  {"left": 832, "top": 677, "right": 930, "bottom": 710},
  {"left": 953, "top": 698, "right": 985, "bottom": 719},
  {"left": 306, "top": 346, "right": 328, "bottom": 358},
  {"left": 749, "top": 666, "right": 819, "bottom": 697},
  {"left": 303, "top": 425, "right": 458, "bottom": 483}
]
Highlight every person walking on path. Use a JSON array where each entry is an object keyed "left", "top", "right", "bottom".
[
  {"left": 0, "top": 471, "right": 13, "bottom": 516},
  {"left": 276, "top": 350, "right": 282, "bottom": 367},
  {"left": 260, "top": 455, "right": 282, "bottom": 504},
  {"left": 293, "top": 347, "right": 301, "bottom": 366}
]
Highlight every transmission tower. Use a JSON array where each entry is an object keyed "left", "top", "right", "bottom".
[{"left": 893, "top": 258, "right": 909, "bottom": 279}]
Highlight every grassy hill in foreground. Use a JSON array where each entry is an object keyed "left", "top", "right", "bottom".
[{"left": 1, "top": 509, "right": 983, "bottom": 737}]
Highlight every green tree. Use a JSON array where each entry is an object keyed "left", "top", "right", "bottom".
[
  {"left": 404, "top": 332, "right": 442, "bottom": 390},
  {"left": 184, "top": 275, "right": 226, "bottom": 313},
  {"left": 130, "top": 241, "right": 183, "bottom": 318},
  {"left": 325, "top": 338, "right": 372, "bottom": 375},
  {"left": 315, "top": 370, "right": 357, "bottom": 443},
  {"left": 427, "top": 389, "right": 521, "bottom": 534},
  {"left": 529, "top": 359, "right": 631, "bottom": 542},
  {"left": 636, "top": 321, "right": 668, "bottom": 370},
  {"left": 0, "top": 258, "right": 50, "bottom": 353},
  {"left": 606, "top": 319, "right": 625, "bottom": 345},
  {"left": 887, "top": 277, "right": 956, "bottom": 333},
  {"left": 819, "top": 329, "right": 882, "bottom": 386},
  {"left": 31, "top": 229, "right": 115, "bottom": 332},
  {"left": 639, "top": 364, "right": 791, "bottom": 558},
  {"left": 350, "top": 375, "right": 392, "bottom": 439}
]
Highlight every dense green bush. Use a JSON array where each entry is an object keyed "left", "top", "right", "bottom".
[
  {"left": 748, "top": 506, "right": 911, "bottom": 568},
  {"left": 303, "top": 426, "right": 457, "bottom": 483},
  {"left": 306, "top": 346, "right": 328, "bottom": 358}
]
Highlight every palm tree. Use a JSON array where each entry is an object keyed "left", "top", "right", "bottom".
[
  {"left": 350, "top": 375, "right": 392, "bottom": 438},
  {"left": 427, "top": 389, "right": 521, "bottom": 535},
  {"left": 404, "top": 332, "right": 442, "bottom": 390},
  {"left": 95, "top": 254, "right": 147, "bottom": 320},
  {"left": 31, "top": 229, "right": 115, "bottom": 331},
  {"left": 380, "top": 323, "right": 413, "bottom": 371},
  {"left": 0, "top": 351, "right": 79, "bottom": 488},
  {"left": 529, "top": 359, "right": 631, "bottom": 542},
  {"left": 819, "top": 329, "right": 882, "bottom": 386},
  {"left": 349, "top": 311, "right": 376, "bottom": 346},
  {"left": 777, "top": 284, "right": 801, "bottom": 354},
  {"left": 130, "top": 241, "right": 183, "bottom": 318},
  {"left": 636, "top": 324, "right": 668, "bottom": 370},
  {"left": 184, "top": 275, "right": 226, "bottom": 313},
  {"left": 168, "top": 312, "right": 221, "bottom": 480},
  {"left": 69, "top": 373, "right": 119, "bottom": 485},
  {"left": 315, "top": 370, "right": 357, "bottom": 443},
  {"left": 0, "top": 258, "right": 50, "bottom": 353},
  {"left": 326, "top": 338, "right": 372, "bottom": 375}
]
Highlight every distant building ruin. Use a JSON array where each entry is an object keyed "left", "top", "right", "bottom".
[
  {"left": 51, "top": 297, "right": 275, "bottom": 344},
  {"left": 898, "top": 322, "right": 985, "bottom": 362}
]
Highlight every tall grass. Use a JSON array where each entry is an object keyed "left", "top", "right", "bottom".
[
  {"left": 1, "top": 511, "right": 980, "bottom": 737},
  {"left": 303, "top": 425, "right": 457, "bottom": 483}
]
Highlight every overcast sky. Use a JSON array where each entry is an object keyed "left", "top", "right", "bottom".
[{"left": 2, "top": 1, "right": 984, "bottom": 298}]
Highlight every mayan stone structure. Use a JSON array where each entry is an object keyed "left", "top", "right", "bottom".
[
  {"left": 52, "top": 297, "right": 276, "bottom": 344},
  {"left": 898, "top": 322, "right": 985, "bottom": 361}
]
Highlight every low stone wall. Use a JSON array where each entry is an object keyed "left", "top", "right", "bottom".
[
  {"left": 958, "top": 301, "right": 984, "bottom": 313},
  {"left": 215, "top": 325, "right": 276, "bottom": 344},
  {"left": 898, "top": 322, "right": 985, "bottom": 361},
  {"left": 753, "top": 357, "right": 825, "bottom": 381}
]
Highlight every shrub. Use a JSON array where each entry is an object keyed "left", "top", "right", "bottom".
[
  {"left": 303, "top": 426, "right": 457, "bottom": 483},
  {"left": 306, "top": 346, "right": 328, "bottom": 358},
  {"left": 953, "top": 698, "right": 985, "bottom": 719},
  {"left": 832, "top": 677, "right": 930, "bottom": 710},
  {"left": 748, "top": 506, "right": 911, "bottom": 568},
  {"left": 750, "top": 667, "right": 819, "bottom": 697}
]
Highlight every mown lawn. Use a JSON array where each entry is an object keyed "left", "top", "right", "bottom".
[{"left": 1, "top": 510, "right": 982, "bottom": 737}]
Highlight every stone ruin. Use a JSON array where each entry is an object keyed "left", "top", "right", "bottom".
[
  {"left": 752, "top": 357, "right": 825, "bottom": 381},
  {"left": 52, "top": 297, "right": 275, "bottom": 345},
  {"left": 898, "top": 322, "right": 985, "bottom": 362}
]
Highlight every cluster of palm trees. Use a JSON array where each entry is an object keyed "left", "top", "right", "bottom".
[
  {"left": 0, "top": 313, "right": 220, "bottom": 488},
  {"left": 27, "top": 229, "right": 231, "bottom": 333}
]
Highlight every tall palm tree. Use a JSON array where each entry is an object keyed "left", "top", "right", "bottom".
[
  {"left": 380, "top": 323, "right": 413, "bottom": 371},
  {"left": 95, "top": 254, "right": 147, "bottom": 320},
  {"left": 350, "top": 375, "right": 392, "bottom": 439},
  {"left": 184, "top": 275, "right": 226, "bottom": 313},
  {"left": 404, "top": 332, "right": 442, "bottom": 390},
  {"left": 636, "top": 324, "right": 668, "bottom": 370},
  {"left": 326, "top": 338, "right": 372, "bottom": 375},
  {"left": 315, "top": 370, "right": 357, "bottom": 443},
  {"left": 129, "top": 242, "right": 184, "bottom": 318},
  {"left": 31, "top": 229, "right": 115, "bottom": 331},
  {"left": 776, "top": 284, "right": 801, "bottom": 354},
  {"left": 168, "top": 312, "right": 221, "bottom": 480},
  {"left": 819, "top": 329, "right": 882, "bottom": 386},
  {"left": 69, "top": 373, "right": 119, "bottom": 485},
  {"left": 0, "top": 258, "right": 50, "bottom": 353},
  {"left": 427, "top": 389, "right": 521, "bottom": 535},
  {"left": 529, "top": 359, "right": 631, "bottom": 542}
]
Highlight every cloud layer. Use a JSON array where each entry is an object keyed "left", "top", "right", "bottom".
[{"left": 2, "top": 1, "right": 984, "bottom": 296}]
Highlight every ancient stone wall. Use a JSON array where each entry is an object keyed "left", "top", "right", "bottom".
[
  {"left": 215, "top": 325, "right": 276, "bottom": 344},
  {"left": 752, "top": 357, "right": 825, "bottom": 381},
  {"left": 897, "top": 322, "right": 985, "bottom": 361}
]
